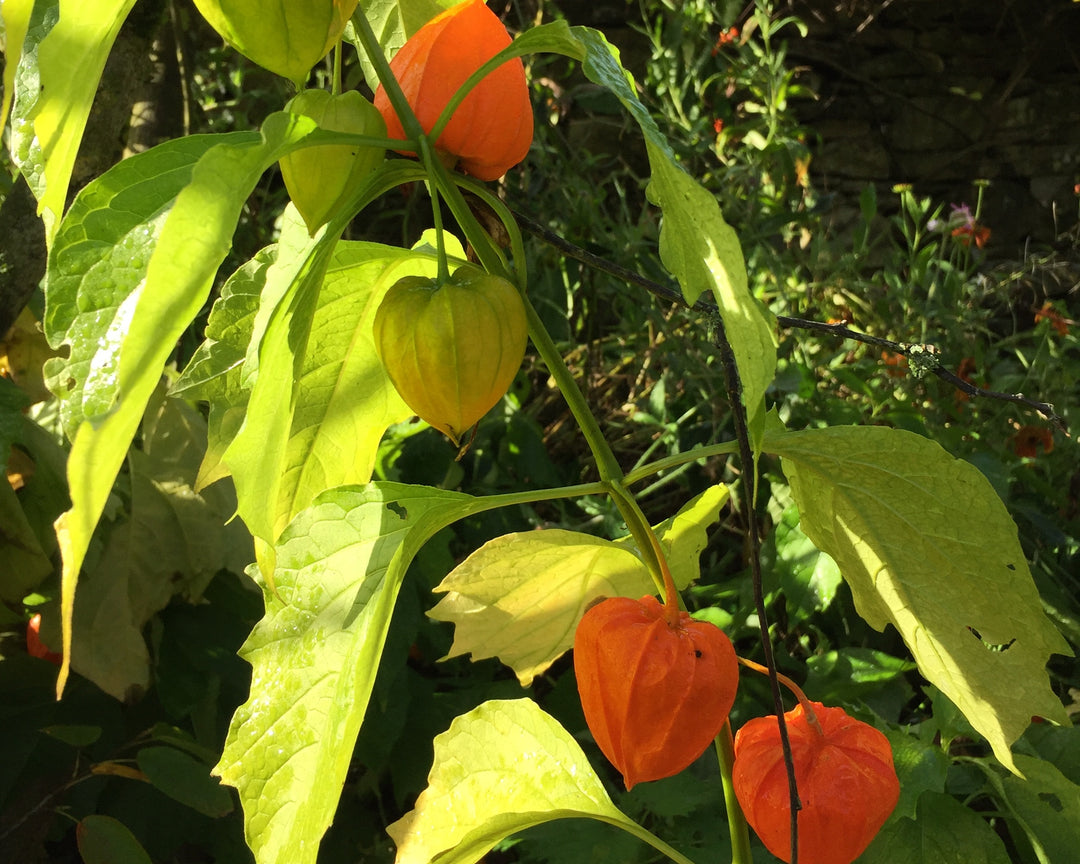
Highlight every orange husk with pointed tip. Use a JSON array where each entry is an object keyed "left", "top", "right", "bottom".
[
  {"left": 733, "top": 701, "right": 900, "bottom": 864},
  {"left": 573, "top": 595, "right": 739, "bottom": 789},
  {"left": 373, "top": 0, "right": 533, "bottom": 180}
]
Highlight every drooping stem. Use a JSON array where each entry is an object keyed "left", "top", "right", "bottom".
[
  {"left": 715, "top": 721, "right": 753, "bottom": 864},
  {"left": 422, "top": 155, "right": 667, "bottom": 587},
  {"left": 420, "top": 139, "right": 451, "bottom": 283},
  {"left": 737, "top": 656, "right": 824, "bottom": 737},
  {"left": 350, "top": 7, "right": 423, "bottom": 145},
  {"left": 332, "top": 40, "right": 343, "bottom": 96}
]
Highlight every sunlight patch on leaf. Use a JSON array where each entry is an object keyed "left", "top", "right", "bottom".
[
  {"left": 29, "top": 0, "right": 138, "bottom": 237},
  {"left": 768, "top": 426, "right": 1072, "bottom": 773},
  {"left": 388, "top": 699, "right": 635, "bottom": 864}
]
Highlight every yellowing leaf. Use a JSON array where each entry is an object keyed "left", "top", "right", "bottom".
[
  {"left": 429, "top": 530, "right": 652, "bottom": 686},
  {"left": 621, "top": 484, "right": 730, "bottom": 580},
  {"left": 429, "top": 485, "right": 729, "bottom": 686},
  {"left": 387, "top": 699, "right": 635, "bottom": 864},
  {"left": 768, "top": 426, "right": 1072, "bottom": 773}
]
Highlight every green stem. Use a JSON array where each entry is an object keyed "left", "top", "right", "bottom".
[
  {"left": 351, "top": 6, "right": 424, "bottom": 141},
  {"left": 715, "top": 721, "right": 753, "bottom": 864},
  {"left": 623, "top": 441, "right": 740, "bottom": 487},
  {"left": 332, "top": 41, "right": 343, "bottom": 96},
  {"left": 420, "top": 138, "right": 451, "bottom": 282},
  {"left": 597, "top": 816, "right": 699, "bottom": 864}
]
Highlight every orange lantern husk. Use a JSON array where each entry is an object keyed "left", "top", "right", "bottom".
[
  {"left": 573, "top": 595, "right": 739, "bottom": 789},
  {"left": 373, "top": 0, "right": 533, "bottom": 180},
  {"left": 732, "top": 701, "right": 900, "bottom": 864}
]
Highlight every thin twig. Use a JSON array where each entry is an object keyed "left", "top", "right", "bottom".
[
  {"left": 512, "top": 207, "right": 1068, "bottom": 435},
  {"left": 713, "top": 320, "right": 803, "bottom": 862}
]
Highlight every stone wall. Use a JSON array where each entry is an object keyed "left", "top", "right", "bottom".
[{"left": 785, "top": 0, "right": 1080, "bottom": 248}]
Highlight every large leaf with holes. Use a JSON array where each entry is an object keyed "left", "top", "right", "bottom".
[{"left": 768, "top": 426, "right": 1071, "bottom": 773}]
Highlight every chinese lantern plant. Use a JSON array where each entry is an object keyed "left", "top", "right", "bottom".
[
  {"left": 373, "top": 262, "right": 528, "bottom": 446},
  {"left": 373, "top": 0, "right": 534, "bottom": 180},
  {"left": 573, "top": 552, "right": 740, "bottom": 789},
  {"left": 733, "top": 696, "right": 900, "bottom": 864},
  {"left": 278, "top": 89, "right": 387, "bottom": 234}
]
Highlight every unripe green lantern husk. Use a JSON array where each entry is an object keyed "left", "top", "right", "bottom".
[
  {"left": 278, "top": 90, "right": 386, "bottom": 234},
  {"left": 374, "top": 265, "right": 528, "bottom": 445}
]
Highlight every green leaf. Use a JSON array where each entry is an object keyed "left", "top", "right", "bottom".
[
  {"left": 429, "top": 485, "right": 728, "bottom": 685},
  {"left": 767, "top": 425, "right": 1072, "bottom": 773},
  {"left": 76, "top": 815, "right": 152, "bottom": 864},
  {"left": 884, "top": 728, "right": 949, "bottom": 821},
  {"left": 387, "top": 699, "right": 636, "bottom": 864},
  {"left": 0, "top": 0, "right": 34, "bottom": 133},
  {"left": 771, "top": 501, "right": 842, "bottom": 622},
  {"left": 68, "top": 396, "right": 251, "bottom": 700},
  {"left": 173, "top": 248, "right": 273, "bottom": 489},
  {"left": 575, "top": 27, "right": 777, "bottom": 438},
  {"left": 42, "top": 724, "right": 103, "bottom": 747},
  {"left": 0, "top": 473, "right": 52, "bottom": 602},
  {"left": 221, "top": 219, "right": 448, "bottom": 555},
  {"left": 44, "top": 115, "right": 314, "bottom": 695},
  {"left": 639, "top": 484, "right": 730, "bottom": 580},
  {"left": 994, "top": 754, "right": 1080, "bottom": 864},
  {"left": 430, "top": 530, "right": 653, "bottom": 686},
  {"left": 26, "top": 0, "right": 138, "bottom": 238},
  {"left": 215, "top": 481, "right": 491, "bottom": 864},
  {"left": 859, "top": 792, "right": 1011, "bottom": 864},
  {"left": 137, "top": 746, "right": 233, "bottom": 818}
]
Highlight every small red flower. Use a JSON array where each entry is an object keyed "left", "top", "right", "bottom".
[
  {"left": 1034, "top": 303, "right": 1069, "bottom": 337},
  {"left": 951, "top": 223, "right": 990, "bottom": 248},
  {"left": 880, "top": 350, "right": 907, "bottom": 378},
  {"left": 1011, "top": 425, "right": 1054, "bottom": 459},
  {"left": 713, "top": 118, "right": 724, "bottom": 135},
  {"left": 711, "top": 27, "right": 739, "bottom": 55},
  {"left": 26, "top": 614, "right": 62, "bottom": 665}
]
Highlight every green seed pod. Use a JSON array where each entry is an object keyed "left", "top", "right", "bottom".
[
  {"left": 374, "top": 265, "right": 527, "bottom": 445},
  {"left": 278, "top": 90, "right": 386, "bottom": 234}
]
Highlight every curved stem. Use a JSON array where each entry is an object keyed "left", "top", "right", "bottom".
[
  {"left": 597, "top": 815, "right": 699, "bottom": 864},
  {"left": 351, "top": 7, "right": 424, "bottom": 142},
  {"left": 420, "top": 138, "right": 451, "bottom": 282},
  {"left": 715, "top": 721, "right": 753, "bottom": 864},
  {"left": 737, "top": 656, "right": 824, "bottom": 737},
  {"left": 332, "top": 41, "right": 343, "bottom": 96}
]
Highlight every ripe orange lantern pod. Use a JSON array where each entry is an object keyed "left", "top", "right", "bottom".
[
  {"left": 732, "top": 701, "right": 900, "bottom": 864},
  {"left": 573, "top": 594, "right": 739, "bottom": 789},
  {"left": 373, "top": 0, "right": 533, "bottom": 180}
]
